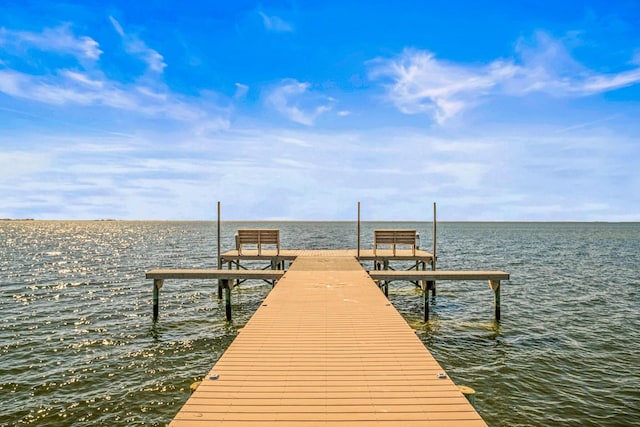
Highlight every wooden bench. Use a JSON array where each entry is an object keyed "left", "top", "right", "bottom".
[
  {"left": 373, "top": 229, "right": 417, "bottom": 256},
  {"left": 236, "top": 229, "right": 280, "bottom": 255},
  {"left": 368, "top": 270, "right": 510, "bottom": 321}
]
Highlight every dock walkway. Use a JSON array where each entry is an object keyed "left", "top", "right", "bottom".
[{"left": 170, "top": 255, "right": 486, "bottom": 426}]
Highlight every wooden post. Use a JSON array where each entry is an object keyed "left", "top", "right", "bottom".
[
  {"left": 153, "top": 279, "right": 163, "bottom": 321},
  {"left": 357, "top": 201, "right": 361, "bottom": 260},
  {"left": 458, "top": 385, "right": 476, "bottom": 406},
  {"left": 270, "top": 259, "right": 277, "bottom": 286},
  {"left": 489, "top": 280, "right": 501, "bottom": 321},
  {"left": 223, "top": 279, "right": 232, "bottom": 321}
]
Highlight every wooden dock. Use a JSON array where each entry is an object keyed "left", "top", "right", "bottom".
[{"left": 167, "top": 255, "right": 488, "bottom": 426}]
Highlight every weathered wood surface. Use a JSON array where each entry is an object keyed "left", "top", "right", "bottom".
[
  {"left": 368, "top": 270, "right": 510, "bottom": 282},
  {"left": 369, "top": 270, "right": 509, "bottom": 321},
  {"left": 373, "top": 229, "right": 417, "bottom": 255},
  {"left": 169, "top": 256, "right": 487, "bottom": 426},
  {"left": 220, "top": 248, "right": 434, "bottom": 261},
  {"left": 146, "top": 269, "right": 285, "bottom": 280},
  {"left": 236, "top": 229, "right": 280, "bottom": 255}
]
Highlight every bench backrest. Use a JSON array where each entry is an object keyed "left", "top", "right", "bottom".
[
  {"left": 236, "top": 229, "right": 280, "bottom": 255},
  {"left": 373, "top": 229, "right": 417, "bottom": 255}
]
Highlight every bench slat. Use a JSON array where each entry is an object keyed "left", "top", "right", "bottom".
[
  {"left": 373, "top": 229, "right": 417, "bottom": 255},
  {"left": 237, "top": 229, "right": 280, "bottom": 255}
]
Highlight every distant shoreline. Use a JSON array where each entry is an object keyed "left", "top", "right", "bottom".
[{"left": 1, "top": 218, "right": 637, "bottom": 224}]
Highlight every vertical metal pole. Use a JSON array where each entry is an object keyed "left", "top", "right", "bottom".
[
  {"left": 223, "top": 279, "right": 232, "bottom": 321},
  {"left": 432, "top": 202, "right": 437, "bottom": 268},
  {"left": 431, "top": 202, "right": 437, "bottom": 296},
  {"left": 217, "top": 201, "right": 221, "bottom": 268},
  {"left": 217, "top": 201, "right": 222, "bottom": 300},
  {"left": 357, "top": 201, "right": 361, "bottom": 260},
  {"left": 153, "top": 279, "right": 163, "bottom": 321}
]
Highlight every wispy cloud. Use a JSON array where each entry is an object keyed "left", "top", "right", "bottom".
[
  {"left": 234, "top": 83, "right": 249, "bottom": 99},
  {"left": 0, "top": 68, "right": 220, "bottom": 123},
  {"left": 0, "top": 24, "right": 227, "bottom": 125},
  {"left": 109, "top": 16, "right": 166, "bottom": 73},
  {"left": 258, "top": 11, "right": 293, "bottom": 32},
  {"left": 265, "top": 79, "right": 333, "bottom": 125},
  {"left": 369, "top": 32, "right": 640, "bottom": 123},
  {"left": 0, "top": 24, "right": 102, "bottom": 61}
]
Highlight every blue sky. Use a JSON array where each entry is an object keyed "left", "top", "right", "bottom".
[{"left": 1, "top": 0, "right": 639, "bottom": 220}]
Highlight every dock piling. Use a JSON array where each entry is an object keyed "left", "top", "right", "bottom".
[
  {"left": 423, "top": 281, "right": 430, "bottom": 321},
  {"left": 490, "top": 279, "right": 501, "bottom": 321},
  {"left": 222, "top": 279, "right": 232, "bottom": 320},
  {"left": 152, "top": 279, "right": 163, "bottom": 321}
]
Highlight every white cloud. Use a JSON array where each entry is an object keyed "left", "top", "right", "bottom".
[
  {"left": 265, "top": 79, "right": 333, "bottom": 125},
  {"left": 0, "top": 68, "right": 225, "bottom": 123},
  {"left": 369, "top": 49, "right": 513, "bottom": 123},
  {"left": 62, "top": 70, "right": 104, "bottom": 88},
  {"left": 0, "top": 25, "right": 102, "bottom": 61},
  {"left": 258, "top": 12, "right": 293, "bottom": 32},
  {"left": 234, "top": 83, "right": 249, "bottom": 99},
  {"left": 369, "top": 32, "right": 640, "bottom": 123},
  {"left": 0, "top": 24, "right": 228, "bottom": 125},
  {"left": 108, "top": 16, "right": 125, "bottom": 37},
  {"left": 0, "top": 150, "right": 51, "bottom": 181},
  {"left": 1, "top": 123, "right": 638, "bottom": 220},
  {"left": 109, "top": 16, "right": 166, "bottom": 73}
]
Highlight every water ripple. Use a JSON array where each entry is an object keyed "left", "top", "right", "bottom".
[{"left": 1, "top": 220, "right": 639, "bottom": 426}]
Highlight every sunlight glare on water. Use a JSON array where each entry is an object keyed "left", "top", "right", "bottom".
[{"left": 1, "top": 220, "right": 639, "bottom": 426}]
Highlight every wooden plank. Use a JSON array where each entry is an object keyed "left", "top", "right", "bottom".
[
  {"left": 237, "top": 229, "right": 280, "bottom": 244},
  {"left": 219, "top": 248, "right": 435, "bottom": 261},
  {"left": 237, "top": 229, "right": 280, "bottom": 255},
  {"left": 169, "top": 256, "right": 486, "bottom": 426},
  {"left": 373, "top": 229, "right": 417, "bottom": 256},
  {"left": 369, "top": 270, "right": 510, "bottom": 281},
  {"left": 145, "top": 269, "right": 284, "bottom": 280}
]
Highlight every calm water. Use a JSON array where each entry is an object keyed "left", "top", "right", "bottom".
[{"left": 1, "top": 221, "right": 639, "bottom": 426}]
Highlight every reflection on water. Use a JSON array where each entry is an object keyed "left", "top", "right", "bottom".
[{"left": 1, "top": 220, "right": 639, "bottom": 426}]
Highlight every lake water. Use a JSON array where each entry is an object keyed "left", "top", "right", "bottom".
[{"left": 1, "top": 221, "right": 638, "bottom": 426}]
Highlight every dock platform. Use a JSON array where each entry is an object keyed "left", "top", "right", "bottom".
[{"left": 168, "top": 255, "right": 487, "bottom": 426}]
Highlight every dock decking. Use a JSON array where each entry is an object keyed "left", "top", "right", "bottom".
[{"left": 169, "top": 255, "right": 487, "bottom": 426}]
